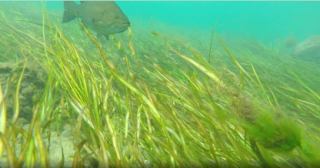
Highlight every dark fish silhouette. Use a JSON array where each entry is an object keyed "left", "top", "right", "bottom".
[{"left": 62, "top": 1, "right": 130, "bottom": 40}]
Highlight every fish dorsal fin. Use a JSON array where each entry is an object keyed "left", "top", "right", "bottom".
[
  {"left": 97, "top": 33, "right": 110, "bottom": 40},
  {"left": 62, "top": 1, "right": 79, "bottom": 23},
  {"left": 104, "top": 34, "right": 110, "bottom": 40}
]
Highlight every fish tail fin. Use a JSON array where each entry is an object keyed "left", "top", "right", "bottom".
[
  {"left": 104, "top": 35, "right": 110, "bottom": 40},
  {"left": 62, "top": 1, "right": 78, "bottom": 23}
]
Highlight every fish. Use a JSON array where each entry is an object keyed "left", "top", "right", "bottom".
[
  {"left": 284, "top": 36, "right": 297, "bottom": 48},
  {"left": 62, "top": 1, "right": 130, "bottom": 40}
]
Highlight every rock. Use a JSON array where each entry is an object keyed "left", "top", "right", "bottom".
[
  {"left": 0, "top": 61, "right": 47, "bottom": 121},
  {"left": 292, "top": 35, "right": 320, "bottom": 61}
]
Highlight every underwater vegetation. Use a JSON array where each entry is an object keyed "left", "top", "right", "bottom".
[{"left": 0, "top": 2, "right": 320, "bottom": 168}]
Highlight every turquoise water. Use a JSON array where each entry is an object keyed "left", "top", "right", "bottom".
[{"left": 43, "top": 1, "right": 320, "bottom": 44}]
